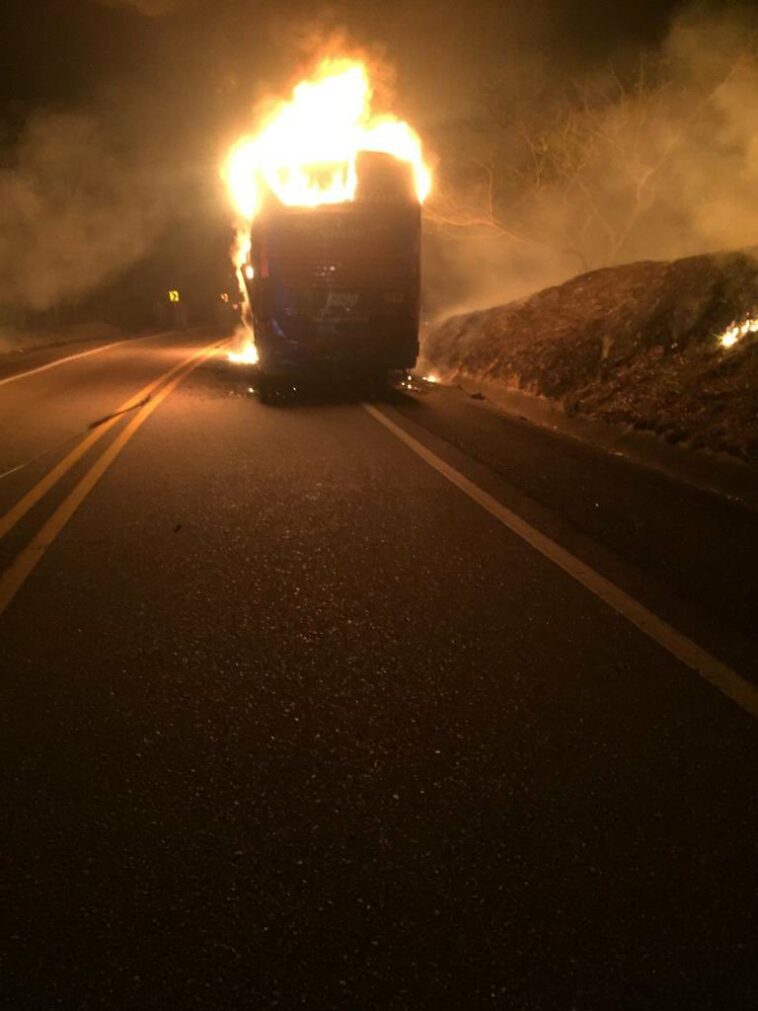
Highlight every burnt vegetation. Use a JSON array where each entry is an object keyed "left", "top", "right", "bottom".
[{"left": 426, "top": 250, "right": 758, "bottom": 462}]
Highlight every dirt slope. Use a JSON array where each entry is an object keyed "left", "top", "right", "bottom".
[{"left": 424, "top": 250, "right": 758, "bottom": 463}]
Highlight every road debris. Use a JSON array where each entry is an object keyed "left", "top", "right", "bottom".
[
  {"left": 0, "top": 394, "right": 153, "bottom": 484},
  {"left": 87, "top": 395, "right": 151, "bottom": 431}
]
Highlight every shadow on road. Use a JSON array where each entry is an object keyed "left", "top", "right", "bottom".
[{"left": 205, "top": 356, "right": 428, "bottom": 409}]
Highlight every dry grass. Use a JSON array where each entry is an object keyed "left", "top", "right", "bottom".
[{"left": 425, "top": 249, "right": 758, "bottom": 463}]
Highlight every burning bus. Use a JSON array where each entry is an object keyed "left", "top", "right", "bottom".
[
  {"left": 242, "top": 151, "right": 420, "bottom": 381},
  {"left": 224, "top": 59, "right": 431, "bottom": 388}
]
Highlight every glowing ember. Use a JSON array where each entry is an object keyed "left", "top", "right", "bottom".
[
  {"left": 224, "top": 58, "right": 431, "bottom": 221},
  {"left": 423, "top": 373, "right": 439, "bottom": 384},
  {"left": 718, "top": 316, "right": 758, "bottom": 349}
]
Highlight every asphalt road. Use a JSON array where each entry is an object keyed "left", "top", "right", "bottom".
[{"left": 1, "top": 328, "right": 756, "bottom": 1009}]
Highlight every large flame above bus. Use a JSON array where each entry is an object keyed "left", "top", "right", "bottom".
[{"left": 224, "top": 58, "right": 431, "bottom": 222}]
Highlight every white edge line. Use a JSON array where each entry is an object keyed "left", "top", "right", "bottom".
[
  {"left": 0, "top": 332, "right": 169, "bottom": 388},
  {"left": 363, "top": 402, "right": 758, "bottom": 719}
]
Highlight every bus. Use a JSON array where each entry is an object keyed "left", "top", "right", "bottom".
[{"left": 243, "top": 151, "right": 421, "bottom": 392}]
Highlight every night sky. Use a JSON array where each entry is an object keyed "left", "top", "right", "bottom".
[{"left": 2, "top": 0, "right": 687, "bottom": 116}]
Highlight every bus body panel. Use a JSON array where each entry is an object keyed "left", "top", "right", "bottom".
[{"left": 245, "top": 171, "right": 421, "bottom": 376}]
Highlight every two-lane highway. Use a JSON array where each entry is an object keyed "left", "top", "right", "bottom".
[{"left": 1, "top": 330, "right": 756, "bottom": 1009}]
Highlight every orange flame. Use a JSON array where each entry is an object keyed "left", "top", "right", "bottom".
[
  {"left": 224, "top": 57, "right": 431, "bottom": 221},
  {"left": 227, "top": 329, "right": 259, "bottom": 365},
  {"left": 718, "top": 315, "right": 758, "bottom": 349}
]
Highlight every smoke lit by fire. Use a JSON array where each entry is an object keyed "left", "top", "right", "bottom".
[{"left": 223, "top": 57, "right": 431, "bottom": 365}]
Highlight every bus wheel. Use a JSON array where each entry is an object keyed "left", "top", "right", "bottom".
[
  {"left": 362, "top": 370, "right": 390, "bottom": 395},
  {"left": 256, "top": 375, "right": 279, "bottom": 405}
]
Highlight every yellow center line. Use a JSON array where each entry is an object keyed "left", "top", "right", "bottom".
[
  {"left": 0, "top": 341, "right": 225, "bottom": 618},
  {"left": 0, "top": 339, "right": 226, "bottom": 540}
]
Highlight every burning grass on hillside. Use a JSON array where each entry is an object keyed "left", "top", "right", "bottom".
[{"left": 423, "top": 250, "right": 758, "bottom": 464}]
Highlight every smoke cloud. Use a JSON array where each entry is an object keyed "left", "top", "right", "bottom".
[
  {"left": 423, "top": 6, "right": 758, "bottom": 317},
  {"left": 96, "top": 0, "right": 193, "bottom": 15},
  {"left": 5, "top": 0, "right": 757, "bottom": 325},
  {"left": 0, "top": 113, "right": 167, "bottom": 311}
]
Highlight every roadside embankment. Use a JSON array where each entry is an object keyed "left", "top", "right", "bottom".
[{"left": 422, "top": 250, "right": 758, "bottom": 468}]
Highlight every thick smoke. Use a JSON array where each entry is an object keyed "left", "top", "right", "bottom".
[
  {"left": 0, "top": 113, "right": 166, "bottom": 311},
  {"left": 96, "top": 0, "right": 193, "bottom": 15},
  {"left": 5, "top": 0, "right": 756, "bottom": 325},
  {"left": 423, "top": 7, "right": 758, "bottom": 317}
]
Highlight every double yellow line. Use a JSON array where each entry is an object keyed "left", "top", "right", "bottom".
[{"left": 0, "top": 337, "right": 226, "bottom": 617}]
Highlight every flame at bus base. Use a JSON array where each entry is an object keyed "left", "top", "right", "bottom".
[{"left": 227, "top": 335, "right": 259, "bottom": 365}]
